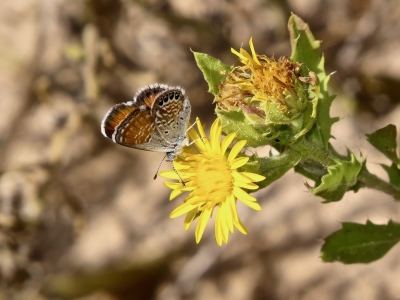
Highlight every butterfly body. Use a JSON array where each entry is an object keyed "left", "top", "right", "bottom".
[{"left": 101, "top": 84, "right": 191, "bottom": 160}]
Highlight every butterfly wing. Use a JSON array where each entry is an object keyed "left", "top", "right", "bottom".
[
  {"left": 101, "top": 102, "right": 173, "bottom": 152},
  {"left": 151, "top": 88, "right": 191, "bottom": 144},
  {"left": 101, "top": 84, "right": 191, "bottom": 152},
  {"left": 133, "top": 83, "right": 168, "bottom": 108}
]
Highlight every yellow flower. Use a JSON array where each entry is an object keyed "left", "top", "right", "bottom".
[{"left": 159, "top": 118, "right": 265, "bottom": 246}]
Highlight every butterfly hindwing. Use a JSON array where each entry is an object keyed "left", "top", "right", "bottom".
[
  {"left": 133, "top": 83, "right": 168, "bottom": 108},
  {"left": 152, "top": 88, "right": 191, "bottom": 142}
]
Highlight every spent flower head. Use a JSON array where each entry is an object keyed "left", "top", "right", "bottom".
[
  {"left": 215, "top": 38, "right": 318, "bottom": 144},
  {"left": 159, "top": 118, "right": 265, "bottom": 246}
]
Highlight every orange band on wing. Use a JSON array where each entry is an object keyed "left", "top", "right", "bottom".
[{"left": 102, "top": 104, "right": 139, "bottom": 138}]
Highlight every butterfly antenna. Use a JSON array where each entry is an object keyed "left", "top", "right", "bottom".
[{"left": 153, "top": 154, "right": 168, "bottom": 180}]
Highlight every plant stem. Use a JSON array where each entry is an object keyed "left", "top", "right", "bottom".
[
  {"left": 291, "top": 138, "right": 336, "bottom": 166},
  {"left": 292, "top": 137, "right": 400, "bottom": 200},
  {"left": 357, "top": 167, "right": 400, "bottom": 200}
]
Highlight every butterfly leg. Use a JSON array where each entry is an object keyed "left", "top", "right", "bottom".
[{"left": 185, "top": 120, "right": 198, "bottom": 134}]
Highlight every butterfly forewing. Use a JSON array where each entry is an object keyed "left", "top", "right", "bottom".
[
  {"left": 101, "top": 103, "right": 139, "bottom": 138},
  {"left": 115, "top": 109, "right": 155, "bottom": 144}
]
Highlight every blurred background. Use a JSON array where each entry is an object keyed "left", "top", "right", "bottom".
[{"left": 1, "top": 0, "right": 400, "bottom": 299}]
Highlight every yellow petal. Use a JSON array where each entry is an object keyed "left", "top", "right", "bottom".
[
  {"left": 233, "top": 186, "right": 257, "bottom": 202},
  {"left": 196, "top": 117, "right": 207, "bottom": 139},
  {"left": 210, "top": 118, "right": 220, "bottom": 137},
  {"left": 239, "top": 48, "right": 253, "bottom": 63},
  {"left": 234, "top": 218, "right": 249, "bottom": 235},
  {"left": 249, "top": 37, "right": 261, "bottom": 65},
  {"left": 215, "top": 205, "right": 223, "bottom": 246},
  {"left": 188, "top": 127, "right": 206, "bottom": 152},
  {"left": 223, "top": 228, "right": 229, "bottom": 244},
  {"left": 184, "top": 208, "right": 198, "bottom": 231},
  {"left": 181, "top": 146, "right": 198, "bottom": 155},
  {"left": 163, "top": 181, "right": 182, "bottom": 190},
  {"left": 172, "top": 160, "right": 189, "bottom": 169},
  {"left": 210, "top": 120, "right": 222, "bottom": 154},
  {"left": 170, "top": 189, "right": 184, "bottom": 200},
  {"left": 227, "top": 194, "right": 239, "bottom": 222},
  {"left": 237, "top": 196, "right": 262, "bottom": 211},
  {"left": 218, "top": 208, "right": 228, "bottom": 244},
  {"left": 195, "top": 119, "right": 212, "bottom": 153},
  {"left": 185, "top": 195, "right": 204, "bottom": 206},
  {"left": 228, "top": 140, "right": 247, "bottom": 162},
  {"left": 240, "top": 172, "right": 266, "bottom": 182},
  {"left": 158, "top": 170, "right": 180, "bottom": 180},
  {"left": 234, "top": 180, "right": 259, "bottom": 190},
  {"left": 195, "top": 208, "right": 212, "bottom": 244},
  {"left": 170, "top": 203, "right": 198, "bottom": 218},
  {"left": 230, "top": 157, "right": 249, "bottom": 169},
  {"left": 221, "top": 133, "right": 237, "bottom": 155},
  {"left": 231, "top": 47, "right": 248, "bottom": 62},
  {"left": 222, "top": 201, "right": 234, "bottom": 233},
  {"left": 232, "top": 171, "right": 254, "bottom": 183}
]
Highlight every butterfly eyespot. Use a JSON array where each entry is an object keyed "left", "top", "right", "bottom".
[
  {"left": 169, "top": 93, "right": 174, "bottom": 100},
  {"left": 163, "top": 96, "right": 168, "bottom": 103},
  {"left": 175, "top": 92, "right": 180, "bottom": 99},
  {"left": 158, "top": 99, "right": 163, "bottom": 106}
]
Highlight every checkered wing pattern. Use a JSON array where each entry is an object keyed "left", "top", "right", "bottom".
[{"left": 152, "top": 89, "right": 191, "bottom": 143}]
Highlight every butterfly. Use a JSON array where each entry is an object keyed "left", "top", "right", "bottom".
[{"left": 101, "top": 83, "right": 191, "bottom": 181}]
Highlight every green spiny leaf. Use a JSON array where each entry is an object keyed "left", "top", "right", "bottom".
[
  {"left": 366, "top": 124, "right": 400, "bottom": 166},
  {"left": 381, "top": 163, "right": 400, "bottom": 188},
  {"left": 347, "top": 160, "right": 367, "bottom": 193},
  {"left": 288, "top": 13, "right": 321, "bottom": 73},
  {"left": 310, "top": 154, "right": 362, "bottom": 202},
  {"left": 294, "top": 161, "right": 326, "bottom": 185},
  {"left": 288, "top": 13, "right": 338, "bottom": 150},
  {"left": 193, "top": 52, "right": 233, "bottom": 95},
  {"left": 321, "top": 220, "right": 400, "bottom": 264}
]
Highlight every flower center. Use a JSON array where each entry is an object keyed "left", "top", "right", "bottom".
[{"left": 189, "top": 153, "right": 233, "bottom": 210}]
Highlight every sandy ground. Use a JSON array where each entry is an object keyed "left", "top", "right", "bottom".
[{"left": 1, "top": 0, "right": 400, "bottom": 299}]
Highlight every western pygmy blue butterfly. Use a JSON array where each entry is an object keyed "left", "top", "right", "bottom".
[{"left": 101, "top": 83, "right": 191, "bottom": 182}]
